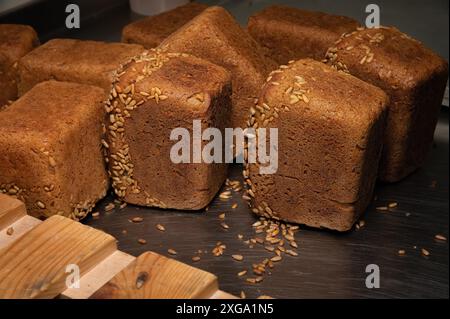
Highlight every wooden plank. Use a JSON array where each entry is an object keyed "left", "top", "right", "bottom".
[
  {"left": 91, "top": 251, "right": 219, "bottom": 299},
  {"left": 0, "top": 215, "right": 117, "bottom": 299},
  {"left": 210, "top": 290, "right": 239, "bottom": 299},
  {"left": 0, "top": 193, "right": 27, "bottom": 230},
  {"left": 0, "top": 215, "right": 41, "bottom": 249},
  {"left": 61, "top": 251, "right": 135, "bottom": 299}
]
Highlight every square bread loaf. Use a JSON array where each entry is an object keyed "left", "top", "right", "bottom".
[
  {"left": 0, "top": 24, "right": 39, "bottom": 107},
  {"left": 17, "top": 39, "right": 144, "bottom": 95},
  {"left": 122, "top": 2, "right": 208, "bottom": 48},
  {"left": 104, "top": 50, "right": 232, "bottom": 210},
  {"left": 325, "top": 27, "right": 449, "bottom": 182},
  {"left": 247, "top": 5, "right": 360, "bottom": 65},
  {"left": 244, "top": 59, "right": 389, "bottom": 231},
  {"left": 159, "top": 6, "right": 278, "bottom": 130},
  {"left": 0, "top": 81, "right": 109, "bottom": 220}
]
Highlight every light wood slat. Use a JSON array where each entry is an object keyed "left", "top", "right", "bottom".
[
  {"left": 0, "top": 215, "right": 117, "bottom": 299},
  {"left": 210, "top": 290, "right": 238, "bottom": 299},
  {"left": 61, "top": 251, "right": 135, "bottom": 299},
  {"left": 0, "top": 215, "right": 42, "bottom": 249},
  {"left": 91, "top": 251, "right": 219, "bottom": 299},
  {"left": 0, "top": 193, "right": 27, "bottom": 230}
]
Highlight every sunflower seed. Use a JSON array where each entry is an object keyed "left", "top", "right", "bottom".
[{"left": 238, "top": 270, "right": 247, "bottom": 277}]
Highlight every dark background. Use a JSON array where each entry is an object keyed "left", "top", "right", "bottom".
[{"left": 0, "top": 0, "right": 448, "bottom": 299}]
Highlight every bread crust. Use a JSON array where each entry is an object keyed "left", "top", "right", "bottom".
[
  {"left": 248, "top": 5, "right": 360, "bottom": 64},
  {"left": 18, "top": 39, "right": 145, "bottom": 95},
  {"left": 0, "top": 81, "right": 109, "bottom": 220},
  {"left": 104, "top": 50, "right": 232, "bottom": 210},
  {"left": 244, "top": 59, "right": 389, "bottom": 231},
  {"left": 122, "top": 2, "right": 208, "bottom": 48},
  {"left": 159, "top": 6, "right": 278, "bottom": 129},
  {"left": 0, "top": 24, "right": 39, "bottom": 106},
  {"left": 325, "top": 27, "right": 449, "bottom": 182}
]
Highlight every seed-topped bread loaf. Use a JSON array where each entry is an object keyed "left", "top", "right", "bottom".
[
  {"left": 159, "top": 6, "right": 278, "bottom": 131},
  {"left": 0, "top": 81, "right": 109, "bottom": 220},
  {"left": 244, "top": 59, "right": 388, "bottom": 231},
  {"left": 0, "top": 24, "right": 39, "bottom": 107},
  {"left": 122, "top": 2, "right": 208, "bottom": 48},
  {"left": 104, "top": 49, "right": 232, "bottom": 210},
  {"left": 247, "top": 5, "right": 360, "bottom": 65},
  {"left": 17, "top": 39, "right": 144, "bottom": 95},
  {"left": 325, "top": 27, "right": 449, "bottom": 182}
]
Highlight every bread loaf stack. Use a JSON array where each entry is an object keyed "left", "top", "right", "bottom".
[{"left": 0, "top": 3, "right": 447, "bottom": 232}]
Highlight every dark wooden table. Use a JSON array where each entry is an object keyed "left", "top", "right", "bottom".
[{"left": 4, "top": 0, "right": 448, "bottom": 299}]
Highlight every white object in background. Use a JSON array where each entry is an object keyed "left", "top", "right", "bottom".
[
  {"left": 443, "top": 81, "right": 449, "bottom": 107},
  {"left": 129, "top": 0, "right": 189, "bottom": 16}
]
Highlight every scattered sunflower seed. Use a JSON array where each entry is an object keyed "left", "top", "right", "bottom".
[
  {"left": 238, "top": 270, "right": 247, "bottom": 277},
  {"left": 270, "top": 256, "right": 282, "bottom": 262},
  {"left": 421, "top": 248, "right": 430, "bottom": 257},
  {"left": 388, "top": 202, "right": 398, "bottom": 208},
  {"left": 156, "top": 224, "right": 166, "bottom": 232},
  {"left": 168, "top": 248, "right": 177, "bottom": 255},
  {"left": 434, "top": 234, "right": 447, "bottom": 242},
  {"left": 221, "top": 222, "right": 230, "bottom": 230},
  {"left": 398, "top": 249, "right": 406, "bottom": 256},
  {"left": 232, "top": 254, "right": 244, "bottom": 261},
  {"left": 104, "top": 203, "right": 115, "bottom": 212},
  {"left": 131, "top": 217, "right": 143, "bottom": 223},
  {"left": 137, "top": 238, "right": 147, "bottom": 245},
  {"left": 192, "top": 256, "right": 201, "bottom": 262}
]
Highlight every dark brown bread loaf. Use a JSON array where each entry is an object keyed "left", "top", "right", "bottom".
[
  {"left": 17, "top": 39, "right": 145, "bottom": 95},
  {"left": 247, "top": 5, "right": 360, "bottom": 65},
  {"left": 122, "top": 2, "right": 208, "bottom": 48},
  {"left": 325, "top": 27, "right": 449, "bottom": 182},
  {"left": 0, "top": 24, "right": 39, "bottom": 107},
  {"left": 159, "top": 6, "right": 278, "bottom": 130},
  {"left": 0, "top": 81, "right": 109, "bottom": 220},
  {"left": 244, "top": 59, "right": 388, "bottom": 231},
  {"left": 104, "top": 50, "right": 232, "bottom": 210}
]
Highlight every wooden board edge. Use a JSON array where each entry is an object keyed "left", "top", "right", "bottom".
[{"left": 61, "top": 250, "right": 136, "bottom": 299}]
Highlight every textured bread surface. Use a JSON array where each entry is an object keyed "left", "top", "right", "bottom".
[
  {"left": 247, "top": 5, "right": 360, "bottom": 64},
  {"left": 159, "top": 6, "right": 278, "bottom": 129},
  {"left": 0, "top": 24, "right": 39, "bottom": 106},
  {"left": 244, "top": 59, "right": 388, "bottom": 231},
  {"left": 0, "top": 81, "right": 109, "bottom": 219},
  {"left": 325, "top": 27, "right": 449, "bottom": 182},
  {"left": 104, "top": 50, "right": 232, "bottom": 210},
  {"left": 122, "top": 2, "right": 208, "bottom": 48},
  {"left": 18, "top": 39, "right": 145, "bottom": 95}
]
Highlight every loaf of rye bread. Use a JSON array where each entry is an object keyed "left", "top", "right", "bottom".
[
  {"left": 122, "top": 2, "right": 208, "bottom": 48},
  {"left": 17, "top": 39, "right": 145, "bottom": 95},
  {"left": 244, "top": 59, "right": 389, "bottom": 231},
  {"left": 0, "top": 81, "right": 109, "bottom": 220},
  {"left": 0, "top": 24, "right": 39, "bottom": 107},
  {"left": 104, "top": 49, "right": 232, "bottom": 210},
  {"left": 158, "top": 6, "right": 278, "bottom": 130},
  {"left": 247, "top": 5, "right": 360, "bottom": 65},
  {"left": 325, "top": 27, "right": 449, "bottom": 182}
]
